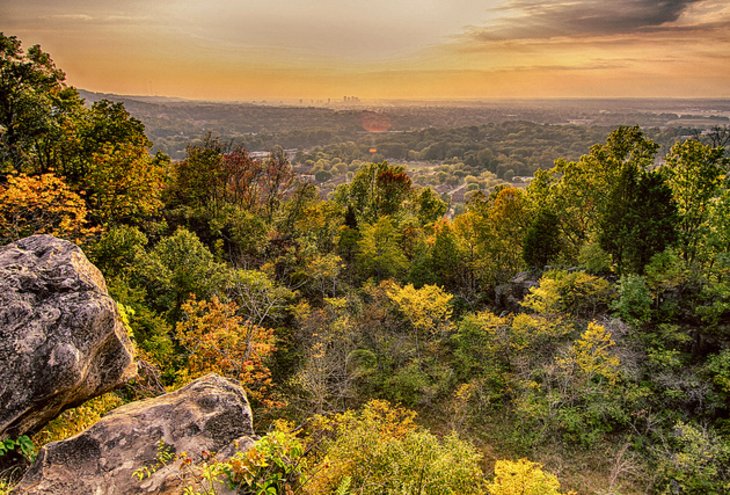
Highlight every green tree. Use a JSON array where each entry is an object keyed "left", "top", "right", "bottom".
[
  {"left": 599, "top": 165, "right": 677, "bottom": 274},
  {"left": 655, "top": 421, "right": 730, "bottom": 494},
  {"left": 662, "top": 139, "right": 727, "bottom": 264},
  {"left": 612, "top": 274, "right": 652, "bottom": 326},
  {"left": 527, "top": 126, "right": 663, "bottom": 268},
  {"left": 356, "top": 216, "right": 408, "bottom": 280},
  {"left": 345, "top": 161, "right": 412, "bottom": 222},
  {"left": 0, "top": 33, "right": 79, "bottom": 175},
  {"left": 523, "top": 209, "right": 562, "bottom": 269},
  {"left": 136, "top": 227, "right": 229, "bottom": 320},
  {"left": 415, "top": 186, "right": 448, "bottom": 226}
]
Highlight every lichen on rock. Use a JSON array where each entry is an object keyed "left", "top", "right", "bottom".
[{"left": 0, "top": 235, "right": 137, "bottom": 437}]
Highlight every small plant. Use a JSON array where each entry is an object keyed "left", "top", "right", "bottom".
[
  {"left": 223, "top": 427, "right": 306, "bottom": 494},
  {"left": 0, "top": 479, "right": 14, "bottom": 495},
  {"left": 33, "top": 393, "right": 124, "bottom": 446},
  {"left": 132, "top": 440, "right": 176, "bottom": 481},
  {"left": 0, "top": 435, "right": 37, "bottom": 462}
]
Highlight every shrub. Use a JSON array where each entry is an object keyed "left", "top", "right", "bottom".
[{"left": 486, "top": 458, "right": 575, "bottom": 495}]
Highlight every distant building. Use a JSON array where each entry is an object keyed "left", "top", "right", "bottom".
[{"left": 249, "top": 149, "right": 298, "bottom": 161}]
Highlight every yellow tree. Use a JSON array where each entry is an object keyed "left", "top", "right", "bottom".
[
  {"left": 568, "top": 321, "right": 621, "bottom": 384},
  {"left": 0, "top": 173, "right": 94, "bottom": 244},
  {"left": 487, "top": 458, "right": 576, "bottom": 495},
  {"left": 305, "top": 400, "right": 485, "bottom": 495},
  {"left": 385, "top": 281, "right": 454, "bottom": 356},
  {"left": 84, "top": 142, "right": 165, "bottom": 225},
  {"left": 486, "top": 186, "right": 530, "bottom": 284},
  {"left": 176, "top": 295, "right": 278, "bottom": 407}
]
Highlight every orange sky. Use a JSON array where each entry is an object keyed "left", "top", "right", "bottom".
[{"left": 2, "top": 0, "right": 729, "bottom": 100}]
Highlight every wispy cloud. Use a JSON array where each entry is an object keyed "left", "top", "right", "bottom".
[
  {"left": 40, "top": 13, "right": 152, "bottom": 24},
  {"left": 41, "top": 14, "right": 93, "bottom": 22},
  {"left": 101, "top": 15, "right": 151, "bottom": 24}
]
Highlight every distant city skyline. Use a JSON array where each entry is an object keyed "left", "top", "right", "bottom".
[{"left": 2, "top": 0, "right": 729, "bottom": 100}]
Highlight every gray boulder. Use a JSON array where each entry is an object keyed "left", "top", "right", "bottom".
[
  {"left": 494, "top": 271, "right": 539, "bottom": 311},
  {"left": 17, "top": 374, "right": 256, "bottom": 495},
  {"left": 0, "top": 235, "right": 136, "bottom": 437}
]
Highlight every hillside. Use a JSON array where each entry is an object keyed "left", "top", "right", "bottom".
[{"left": 1, "top": 34, "right": 729, "bottom": 495}]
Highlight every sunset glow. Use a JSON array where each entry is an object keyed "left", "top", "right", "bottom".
[{"left": 2, "top": 0, "right": 729, "bottom": 100}]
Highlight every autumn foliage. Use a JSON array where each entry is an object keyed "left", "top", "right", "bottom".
[
  {"left": 0, "top": 173, "right": 95, "bottom": 243},
  {"left": 176, "top": 295, "right": 278, "bottom": 408}
]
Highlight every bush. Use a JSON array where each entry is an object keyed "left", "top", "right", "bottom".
[
  {"left": 522, "top": 270, "right": 613, "bottom": 318},
  {"left": 612, "top": 274, "right": 652, "bottom": 326},
  {"left": 487, "top": 458, "right": 575, "bottom": 495},
  {"left": 306, "top": 400, "right": 485, "bottom": 494},
  {"left": 655, "top": 421, "right": 730, "bottom": 494}
]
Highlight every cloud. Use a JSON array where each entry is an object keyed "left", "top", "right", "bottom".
[
  {"left": 474, "top": 0, "right": 703, "bottom": 40},
  {"left": 41, "top": 14, "right": 94, "bottom": 22},
  {"left": 101, "top": 15, "right": 151, "bottom": 24}
]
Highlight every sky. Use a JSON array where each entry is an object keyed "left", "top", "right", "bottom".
[{"left": 2, "top": 0, "right": 729, "bottom": 100}]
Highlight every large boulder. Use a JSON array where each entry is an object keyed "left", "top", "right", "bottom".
[
  {"left": 0, "top": 235, "right": 136, "bottom": 437},
  {"left": 17, "top": 374, "right": 256, "bottom": 495}
]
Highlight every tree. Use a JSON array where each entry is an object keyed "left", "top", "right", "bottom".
[
  {"left": 449, "top": 211, "right": 491, "bottom": 300},
  {"left": 522, "top": 270, "right": 613, "bottom": 319},
  {"left": 655, "top": 421, "right": 730, "bottom": 494},
  {"left": 662, "top": 139, "right": 727, "bottom": 264},
  {"left": 428, "top": 218, "right": 464, "bottom": 292},
  {"left": 305, "top": 400, "right": 485, "bottom": 495},
  {"left": 356, "top": 216, "right": 408, "bottom": 280},
  {"left": 523, "top": 209, "right": 562, "bottom": 269},
  {"left": 0, "top": 33, "right": 78, "bottom": 175},
  {"left": 167, "top": 134, "right": 224, "bottom": 209},
  {"left": 485, "top": 186, "right": 530, "bottom": 284},
  {"left": 612, "top": 274, "right": 652, "bottom": 326},
  {"left": 345, "top": 161, "right": 412, "bottom": 222},
  {"left": 0, "top": 173, "right": 93, "bottom": 244},
  {"left": 292, "top": 298, "right": 359, "bottom": 413},
  {"left": 385, "top": 282, "right": 454, "bottom": 357},
  {"left": 527, "top": 126, "right": 663, "bottom": 267},
  {"left": 559, "top": 322, "right": 621, "bottom": 385},
  {"left": 176, "top": 295, "right": 277, "bottom": 407},
  {"left": 415, "top": 187, "right": 448, "bottom": 226},
  {"left": 599, "top": 164, "right": 677, "bottom": 274},
  {"left": 136, "top": 227, "right": 229, "bottom": 319},
  {"left": 229, "top": 268, "right": 294, "bottom": 329},
  {"left": 486, "top": 459, "right": 575, "bottom": 495},
  {"left": 84, "top": 142, "right": 165, "bottom": 225},
  {"left": 0, "top": 34, "right": 165, "bottom": 226},
  {"left": 261, "top": 146, "right": 295, "bottom": 221},
  {"left": 54, "top": 100, "right": 166, "bottom": 226}
]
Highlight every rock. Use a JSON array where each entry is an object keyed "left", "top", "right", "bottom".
[
  {"left": 0, "top": 235, "right": 136, "bottom": 437},
  {"left": 17, "top": 374, "right": 256, "bottom": 495},
  {"left": 494, "top": 271, "right": 539, "bottom": 311}
]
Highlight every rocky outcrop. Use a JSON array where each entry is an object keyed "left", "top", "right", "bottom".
[
  {"left": 494, "top": 271, "right": 539, "bottom": 311},
  {"left": 17, "top": 374, "right": 256, "bottom": 495},
  {"left": 0, "top": 235, "right": 136, "bottom": 437}
]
